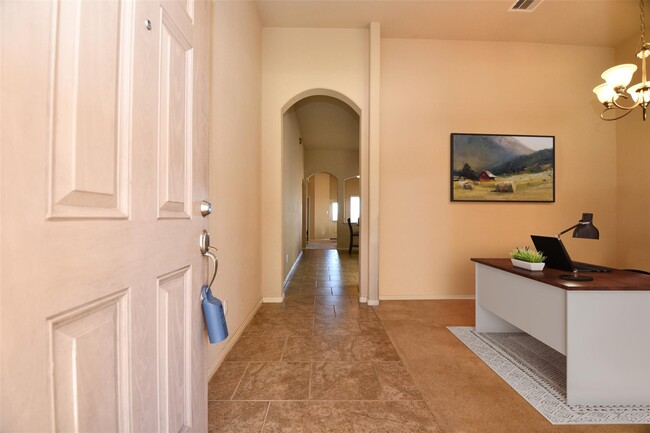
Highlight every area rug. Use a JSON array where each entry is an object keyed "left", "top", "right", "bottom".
[{"left": 448, "top": 326, "right": 650, "bottom": 425}]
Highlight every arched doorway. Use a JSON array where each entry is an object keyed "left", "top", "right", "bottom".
[
  {"left": 304, "top": 172, "right": 338, "bottom": 249},
  {"left": 281, "top": 92, "right": 361, "bottom": 285}
]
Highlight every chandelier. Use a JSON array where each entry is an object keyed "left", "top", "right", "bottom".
[{"left": 593, "top": 0, "right": 650, "bottom": 121}]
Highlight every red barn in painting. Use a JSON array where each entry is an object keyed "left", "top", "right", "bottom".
[{"left": 479, "top": 170, "right": 496, "bottom": 181}]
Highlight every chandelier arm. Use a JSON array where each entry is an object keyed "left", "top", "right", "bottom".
[
  {"left": 611, "top": 94, "right": 643, "bottom": 111},
  {"left": 600, "top": 106, "right": 637, "bottom": 121}
]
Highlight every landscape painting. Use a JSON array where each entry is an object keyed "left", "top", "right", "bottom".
[{"left": 451, "top": 133, "right": 555, "bottom": 202}]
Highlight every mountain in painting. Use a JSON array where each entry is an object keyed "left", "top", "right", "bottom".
[
  {"left": 452, "top": 135, "right": 535, "bottom": 173},
  {"left": 490, "top": 148, "right": 553, "bottom": 175}
]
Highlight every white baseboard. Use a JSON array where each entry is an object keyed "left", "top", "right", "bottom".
[
  {"left": 207, "top": 299, "right": 262, "bottom": 380},
  {"left": 283, "top": 250, "right": 303, "bottom": 288},
  {"left": 262, "top": 295, "right": 284, "bottom": 303},
  {"left": 378, "top": 294, "right": 476, "bottom": 300}
]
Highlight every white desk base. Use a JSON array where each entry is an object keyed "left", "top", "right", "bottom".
[{"left": 475, "top": 263, "right": 650, "bottom": 406}]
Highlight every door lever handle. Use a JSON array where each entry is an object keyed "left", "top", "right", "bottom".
[
  {"left": 204, "top": 250, "right": 218, "bottom": 290},
  {"left": 200, "top": 229, "right": 218, "bottom": 289}
]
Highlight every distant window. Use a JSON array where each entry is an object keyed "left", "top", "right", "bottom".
[
  {"left": 350, "top": 196, "right": 360, "bottom": 224},
  {"left": 331, "top": 202, "right": 338, "bottom": 222}
]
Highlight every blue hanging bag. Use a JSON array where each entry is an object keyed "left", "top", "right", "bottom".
[{"left": 201, "top": 284, "right": 228, "bottom": 343}]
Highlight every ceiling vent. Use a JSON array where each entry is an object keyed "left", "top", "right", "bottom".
[{"left": 509, "top": 0, "right": 543, "bottom": 12}]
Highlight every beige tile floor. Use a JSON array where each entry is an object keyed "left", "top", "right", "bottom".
[{"left": 207, "top": 249, "right": 441, "bottom": 433}]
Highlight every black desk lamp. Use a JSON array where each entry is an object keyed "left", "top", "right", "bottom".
[{"left": 558, "top": 213, "right": 599, "bottom": 281}]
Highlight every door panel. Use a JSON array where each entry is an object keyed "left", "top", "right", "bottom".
[
  {"left": 49, "top": 289, "right": 130, "bottom": 433},
  {"left": 48, "top": 0, "right": 133, "bottom": 219},
  {"left": 157, "top": 267, "right": 192, "bottom": 433},
  {"left": 158, "top": 3, "right": 193, "bottom": 219},
  {"left": 0, "top": 1, "right": 209, "bottom": 432}
]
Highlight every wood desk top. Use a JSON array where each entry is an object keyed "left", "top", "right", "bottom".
[{"left": 471, "top": 258, "right": 650, "bottom": 291}]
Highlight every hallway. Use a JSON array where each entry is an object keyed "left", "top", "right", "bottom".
[{"left": 207, "top": 249, "right": 439, "bottom": 432}]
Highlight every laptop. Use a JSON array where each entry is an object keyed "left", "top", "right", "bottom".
[{"left": 530, "top": 235, "right": 611, "bottom": 272}]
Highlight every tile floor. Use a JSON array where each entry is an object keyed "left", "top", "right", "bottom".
[{"left": 207, "top": 249, "right": 441, "bottom": 433}]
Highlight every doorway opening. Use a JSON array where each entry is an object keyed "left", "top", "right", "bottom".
[
  {"left": 305, "top": 172, "right": 338, "bottom": 250},
  {"left": 281, "top": 92, "right": 360, "bottom": 284},
  {"left": 343, "top": 176, "right": 361, "bottom": 255}
]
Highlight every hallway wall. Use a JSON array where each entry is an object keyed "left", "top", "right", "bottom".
[
  {"left": 208, "top": 1, "right": 262, "bottom": 372},
  {"left": 313, "top": 173, "right": 332, "bottom": 240},
  {"left": 282, "top": 108, "right": 304, "bottom": 279},
  {"left": 329, "top": 175, "right": 338, "bottom": 239}
]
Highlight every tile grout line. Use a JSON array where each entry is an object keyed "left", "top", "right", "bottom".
[
  {"left": 259, "top": 401, "right": 271, "bottom": 433},
  {"left": 279, "top": 334, "right": 290, "bottom": 361},
  {"left": 370, "top": 361, "right": 386, "bottom": 400},
  {"left": 229, "top": 361, "right": 251, "bottom": 401},
  {"left": 308, "top": 361, "right": 313, "bottom": 401}
]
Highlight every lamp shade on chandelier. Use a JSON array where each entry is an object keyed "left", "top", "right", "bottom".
[{"left": 593, "top": 0, "right": 650, "bottom": 121}]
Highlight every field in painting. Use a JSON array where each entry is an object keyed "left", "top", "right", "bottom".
[{"left": 452, "top": 170, "right": 553, "bottom": 202}]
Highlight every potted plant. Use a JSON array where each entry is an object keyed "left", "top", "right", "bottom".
[{"left": 509, "top": 246, "right": 546, "bottom": 271}]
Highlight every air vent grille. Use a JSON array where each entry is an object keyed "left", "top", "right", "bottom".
[{"left": 510, "top": 0, "right": 543, "bottom": 12}]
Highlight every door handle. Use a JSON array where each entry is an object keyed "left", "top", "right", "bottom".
[{"left": 199, "top": 230, "right": 218, "bottom": 289}]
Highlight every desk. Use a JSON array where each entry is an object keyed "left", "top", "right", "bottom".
[{"left": 472, "top": 258, "right": 650, "bottom": 406}]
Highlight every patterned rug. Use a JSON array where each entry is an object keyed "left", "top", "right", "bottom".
[{"left": 448, "top": 326, "right": 650, "bottom": 425}]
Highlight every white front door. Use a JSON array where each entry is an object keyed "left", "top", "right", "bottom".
[{"left": 1, "top": 1, "right": 209, "bottom": 432}]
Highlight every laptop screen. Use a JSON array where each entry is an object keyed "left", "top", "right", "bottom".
[{"left": 530, "top": 235, "right": 574, "bottom": 271}]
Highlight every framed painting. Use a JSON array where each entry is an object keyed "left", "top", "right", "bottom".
[{"left": 450, "top": 133, "right": 555, "bottom": 202}]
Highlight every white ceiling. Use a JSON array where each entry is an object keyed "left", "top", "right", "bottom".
[
  {"left": 272, "top": 0, "right": 644, "bottom": 152},
  {"left": 292, "top": 96, "right": 360, "bottom": 150},
  {"left": 256, "top": 0, "right": 642, "bottom": 48}
]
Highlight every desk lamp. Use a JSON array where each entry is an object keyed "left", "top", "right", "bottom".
[{"left": 558, "top": 213, "right": 599, "bottom": 281}]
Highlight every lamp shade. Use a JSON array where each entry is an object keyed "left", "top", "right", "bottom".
[
  {"left": 573, "top": 213, "right": 599, "bottom": 239},
  {"left": 627, "top": 81, "right": 650, "bottom": 103},
  {"left": 593, "top": 83, "right": 618, "bottom": 104},
  {"left": 601, "top": 64, "right": 638, "bottom": 88}
]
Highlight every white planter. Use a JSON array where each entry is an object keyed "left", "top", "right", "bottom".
[{"left": 511, "top": 258, "right": 545, "bottom": 271}]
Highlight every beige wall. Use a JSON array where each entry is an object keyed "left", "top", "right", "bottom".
[
  {"left": 615, "top": 35, "right": 650, "bottom": 271},
  {"left": 308, "top": 175, "right": 316, "bottom": 242},
  {"left": 379, "top": 39, "right": 619, "bottom": 299},
  {"left": 261, "top": 28, "right": 369, "bottom": 299},
  {"left": 282, "top": 108, "right": 304, "bottom": 279},
  {"left": 312, "top": 173, "right": 331, "bottom": 239},
  {"left": 208, "top": 1, "right": 262, "bottom": 372},
  {"left": 304, "top": 149, "right": 360, "bottom": 248},
  {"left": 329, "top": 175, "right": 338, "bottom": 238}
]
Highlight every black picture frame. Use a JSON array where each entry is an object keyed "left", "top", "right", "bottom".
[{"left": 450, "top": 133, "right": 555, "bottom": 203}]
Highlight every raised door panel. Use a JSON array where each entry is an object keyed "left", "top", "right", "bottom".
[
  {"left": 48, "top": 290, "right": 130, "bottom": 433},
  {"left": 157, "top": 267, "right": 192, "bottom": 433},
  {"left": 47, "top": 0, "right": 133, "bottom": 219},
  {"left": 157, "top": 5, "right": 193, "bottom": 219}
]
